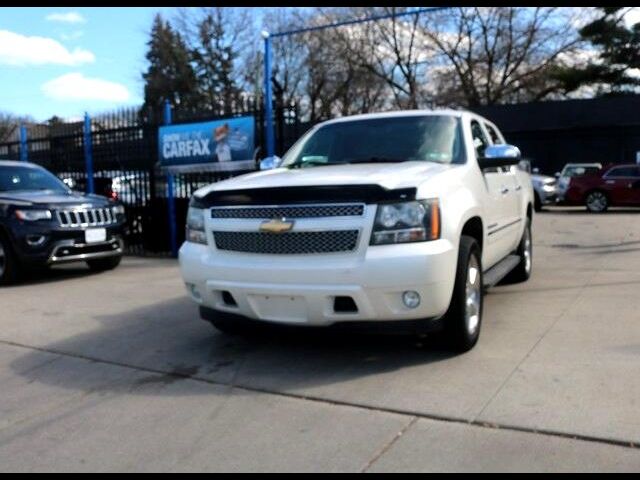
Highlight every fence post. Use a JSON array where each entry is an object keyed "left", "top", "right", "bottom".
[
  {"left": 164, "top": 100, "right": 178, "bottom": 258},
  {"left": 83, "top": 112, "right": 94, "bottom": 194},
  {"left": 19, "top": 124, "right": 28, "bottom": 162},
  {"left": 262, "top": 31, "right": 275, "bottom": 158}
]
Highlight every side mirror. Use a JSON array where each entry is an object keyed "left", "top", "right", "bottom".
[
  {"left": 478, "top": 144, "right": 521, "bottom": 170},
  {"left": 259, "top": 156, "right": 283, "bottom": 171},
  {"left": 555, "top": 172, "right": 561, "bottom": 178},
  {"left": 532, "top": 167, "right": 540, "bottom": 174}
]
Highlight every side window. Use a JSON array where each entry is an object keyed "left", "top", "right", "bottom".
[
  {"left": 470, "top": 120, "right": 489, "bottom": 158},
  {"left": 605, "top": 167, "right": 639, "bottom": 178},
  {"left": 484, "top": 123, "right": 503, "bottom": 144}
]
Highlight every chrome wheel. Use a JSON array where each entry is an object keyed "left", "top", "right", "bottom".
[
  {"left": 0, "top": 242, "right": 5, "bottom": 279},
  {"left": 523, "top": 226, "right": 532, "bottom": 274},
  {"left": 586, "top": 191, "right": 607, "bottom": 212},
  {"left": 465, "top": 254, "right": 481, "bottom": 336}
]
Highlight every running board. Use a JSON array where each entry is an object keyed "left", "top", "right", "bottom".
[{"left": 483, "top": 254, "right": 521, "bottom": 288}]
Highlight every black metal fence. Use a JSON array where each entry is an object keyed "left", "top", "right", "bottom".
[{"left": 0, "top": 101, "right": 303, "bottom": 256}]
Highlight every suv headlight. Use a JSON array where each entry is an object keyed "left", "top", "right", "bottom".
[
  {"left": 186, "top": 207, "right": 207, "bottom": 245},
  {"left": 15, "top": 209, "right": 52, "bottom": 221},
  {"left": 371, "top": 199, "right": 440, "bottom": 245}
]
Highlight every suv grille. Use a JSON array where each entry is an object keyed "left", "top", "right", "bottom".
[
  {"left": 211, "top": 204, "right": 365, "bottom": 219},
  {"left": 213, "top": 230, "right": 360, "bottom": 254},
  {"left": 56, "top": 208, "right": 115, "bottom": 228}
]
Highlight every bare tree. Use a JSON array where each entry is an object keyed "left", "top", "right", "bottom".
[
  {"left": 0, "top": 112, "right": 33, "bottom": 143},
  {"left": 421, "top": 7, "right": 584, "bottom": 107},
  {"left": 327, "top": 7, "right": 428, "bottom": 109}
]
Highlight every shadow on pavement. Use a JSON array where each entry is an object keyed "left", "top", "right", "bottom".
[{"left": 10, "top": 296, "right": 458, "bottom": 397}]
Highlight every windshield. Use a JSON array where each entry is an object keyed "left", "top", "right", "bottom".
[
  {"left": 282, "top": 115, "right": 465, "bottom": 168},
  {"left": 0, "top": 165, "right": 70, "bottom": 193}
]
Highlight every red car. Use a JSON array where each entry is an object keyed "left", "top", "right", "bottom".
[{"left": 564, "top": 164, "right": 640, "bottom": 212}]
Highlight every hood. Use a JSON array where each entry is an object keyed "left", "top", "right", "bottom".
[
  {"left": 0, "top": 190, "right": 111, "bottom": 208},
  {"left": 196, "top": 161, "right": 456, "bottom": 197}
]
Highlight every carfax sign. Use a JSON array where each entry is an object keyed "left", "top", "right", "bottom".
[{"left": 158, "top": 116, "right": 255, "bottom": 172}]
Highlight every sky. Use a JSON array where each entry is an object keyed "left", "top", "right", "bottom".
[
  {"left": 1, "top": 7, "right": 639, "bottom": 123},
  {"left": 0, "top": 7, "right": 178, "bottom": 122}
]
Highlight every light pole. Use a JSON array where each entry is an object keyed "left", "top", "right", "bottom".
[{"left": 262, "top": 30, "right": 275, "bottom": 158}]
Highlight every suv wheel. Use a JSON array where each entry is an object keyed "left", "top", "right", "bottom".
[
  {"left": 0, "top": 235, "right": 18, "bottom": 286},
  {"left": 442, "top": 235, "right": 483, "bottom": 352},
  {"left": 534, "top": 192, "right": 542, "bottom": 212},
  {"left": 585, "top": 190, "right": 608, "bottom": 213},
  {"left": 87, "top": 256, "right": 122, "bottom": 272},
  {"left": 503, "top": 219, "right": 533, "bottom": 284}
]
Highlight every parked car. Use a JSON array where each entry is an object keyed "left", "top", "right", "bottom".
[
  {"left": 563, "top": 163, "right": 640, "bottom": 212},
  {"left": 179, "top": 110, "right": 534, "bottom": 352},
  {"left": 556, "top": 163, "right": 602, "bottom": 202},
  {"left": 531, "top": 170, "right": 557, "bottom": 211},
  {"left": 0, "top": 160, "right": 126, "bottom": 285}
]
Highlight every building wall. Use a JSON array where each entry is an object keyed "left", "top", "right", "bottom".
[{"left": 474, "top": 96, "right": 640, "bottom": 175}]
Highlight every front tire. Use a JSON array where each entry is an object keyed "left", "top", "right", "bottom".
[
  {"left": 87, "top": 256, "right": 122, "bottom": 272},
  {"left": 442, "top": 236, "right": 483, "bottom": 353},
  {"left": 503, "top": 219, "right": 533, "bottom": 284},
  {"left": 534, "top": 193, "right": 542, "bottom": 212},
  {"left": 585, "top": 190, "right": 608, "bottom": 213},
  {"left": 0, "top": 234, "right": 19, "bottom": 286}
]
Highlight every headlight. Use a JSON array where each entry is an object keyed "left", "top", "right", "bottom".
[
  {"left": 186, "top": 207, "right": 207, "bottom": 245},
  {"left": 371, "top": 199, "right": 440, "bottom": 245},
  {"left": 15, "top": 209, "right": 52, "bottom": 221}
]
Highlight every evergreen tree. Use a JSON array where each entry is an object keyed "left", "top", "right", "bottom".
[
  {"left": 142, "top": 14, "right": 200, "bottom": 122},
  {"left": 188, "top": 8, "right": 242, "bottom": 115},
  {"left": 556, "top": 7, "right": 640, "bottom": 95}
]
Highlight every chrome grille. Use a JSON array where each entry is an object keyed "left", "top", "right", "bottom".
[
  {"left": 56, "top": 208, "right": 115, "bottom": 228},
  {"left": 213, "top": 230, "right": 360, "bottom": 254},
  {"left": 211, "top": 203, "right": 365, "bottom": 219}
]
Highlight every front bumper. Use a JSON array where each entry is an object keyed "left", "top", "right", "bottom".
[
  {"left": 538, "top": 186, "right": 558, "bottom": 205},
  {"left": 10, "top": 221, "right": 125, "bottom": 267},
  {"left": 179, "top": 239, "right": 457, "bottom": 327}
]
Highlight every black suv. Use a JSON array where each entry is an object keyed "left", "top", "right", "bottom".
[{"left": 0, "top": 160, "right": 126, "bottom": 285}]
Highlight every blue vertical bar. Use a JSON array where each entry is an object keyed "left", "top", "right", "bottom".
[
  {"left": 19, "top": 124, "right": 28, "bottom": 162},
  {"left": 164, "top": 100, "right": 178, "bottom": 258},
  {"left": 263, "top": 32, "right": 275, "bottom": 158},
  {"left": 83, "top": 112, "right": 94, "bottom": 194}
]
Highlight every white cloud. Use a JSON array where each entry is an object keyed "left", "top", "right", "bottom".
[
  {"left": 623, "top": 7, "right": 640, "bottom": 28},
  {"left": 0, "top": 30, "right": 94, "bottom": 66},
  {"left": 42, "top": 73, "right": 131, "bottom": 103},
  {"left": 46, "top": 12, "right": 86, "bottom": 24},
  {"left": 60, "top": 30, "right": 84, "bottom": 41}
]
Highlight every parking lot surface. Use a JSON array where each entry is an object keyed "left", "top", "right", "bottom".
[{"left": 1, "top": 208, "right": 640, "bottom": 472}]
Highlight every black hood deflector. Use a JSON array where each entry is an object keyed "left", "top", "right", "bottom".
[{"left": 191, "top": 184, "right": 417, "bottom": 208}]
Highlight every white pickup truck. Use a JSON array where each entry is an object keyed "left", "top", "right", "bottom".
[{"left": 179, "top": 110, "right": 534, "bottom": 352}]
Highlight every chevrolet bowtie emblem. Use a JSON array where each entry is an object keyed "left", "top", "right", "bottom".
[{"left": 259, "top": 218, "right": 294, "bottom": 234}]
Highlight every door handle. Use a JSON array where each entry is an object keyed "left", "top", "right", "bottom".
[
  {"left": 500, "top": 187, "right": 510, "bottom": 195},
  {"left": 515, "top": 185, "right": 522, "bottom": 191}
]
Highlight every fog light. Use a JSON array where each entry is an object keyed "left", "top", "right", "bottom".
[
  {"left": 402, "top": 291, "right": 420, "bottom": 309},
  {"left": 186, "top": 283, "right": 202, "bottom": 302}
]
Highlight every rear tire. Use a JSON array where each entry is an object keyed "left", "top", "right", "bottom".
[
  {"left": 0, "top": 234, "right": 18, "bottom": 286},
  {"left": 442, "top": 236, "right": 483, "bottom": 353},
  {"left": 585, "top": 190, "right": 608, "bottom": 213},
  {"left": 87, "top": 256, "right": 122, "bottom": 272}
]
